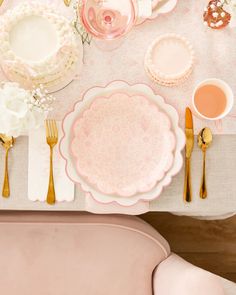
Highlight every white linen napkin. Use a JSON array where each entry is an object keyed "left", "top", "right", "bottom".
[{"left": 28, "top": 123, "right": 74, "bottom": 202}]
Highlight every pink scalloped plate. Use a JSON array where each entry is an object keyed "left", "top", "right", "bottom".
[
  {"left": 70, "top": 92, "right": 175, "bottom": 197},
  {"left": 60, "top": 81, "right": 185, "bottom": 206}
]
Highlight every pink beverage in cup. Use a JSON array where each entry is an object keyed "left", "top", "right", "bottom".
[
  {"left": 192, "top": 79, "right": 234, "bottom": 120},
  {"left": 80, "top": 0, "right": 137, "bottom": 40}
]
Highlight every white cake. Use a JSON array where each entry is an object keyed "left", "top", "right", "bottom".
[{"left": 0, "top": 2, "right": 83, "bottom": 91}]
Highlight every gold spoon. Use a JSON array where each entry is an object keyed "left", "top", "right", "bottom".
[
  {"left": 0, "top": 134, "right": 15, "bottom": 198},
  {"left": 198, "top": 128, "right": 213, "bottom": 199}
]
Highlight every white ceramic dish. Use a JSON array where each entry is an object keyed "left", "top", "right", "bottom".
[
  {"left": 145, "top": 34, "right": 195, "bottom": 86},
  {"left": 60, "top": 81, "right": 185, "bottom": 206},
  {"left": 0, "top": 2, "right": 83, "bottom": 92}
]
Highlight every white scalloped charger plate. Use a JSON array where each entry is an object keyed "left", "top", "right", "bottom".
[{"left": 60, "top": 81, "right": 185, "bottom": 206}]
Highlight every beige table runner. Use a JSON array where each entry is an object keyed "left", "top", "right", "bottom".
[{"left": 0, "top": 135, "right": 235, "bottom": 219}]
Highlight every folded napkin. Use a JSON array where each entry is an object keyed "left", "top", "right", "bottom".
[{"left": 28, "top": 123, "right": 74, "bottom": 202}]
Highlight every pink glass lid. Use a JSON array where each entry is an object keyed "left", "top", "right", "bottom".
[{"left": 80, "top": 0, "right": 137, "bottom": 40}]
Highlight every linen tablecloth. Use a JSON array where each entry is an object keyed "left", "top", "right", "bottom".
[
  {"left": 0, "top": 0, "right": 236, "bottom": 217},
  {"left": 1, "top": 0, "right": 236, "bottom": 133}
]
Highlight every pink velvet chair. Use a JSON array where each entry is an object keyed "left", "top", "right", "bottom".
[{"left": 0, "top": 212, "right": 235, "bottom": 295}]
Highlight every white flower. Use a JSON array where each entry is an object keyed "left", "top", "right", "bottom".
[
  {"left": 224, "top": 0, "right": 236, "bottom": 27},
  {"left": 0, "top": 82, "right": 47, "bottom": 137}
]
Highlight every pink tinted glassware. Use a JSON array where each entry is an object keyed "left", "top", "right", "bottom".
[{"left": 80, "top": 0, "right": 137, "bottom": 40}]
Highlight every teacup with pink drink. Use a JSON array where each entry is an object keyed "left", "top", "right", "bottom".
[{"left": 192, "top": 78, "right": 234, "bottom": 120}]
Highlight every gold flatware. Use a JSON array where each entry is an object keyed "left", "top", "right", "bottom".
[
  {"left": 63, "top": 0, "right": 72, "bottom": 6},
  {"left": 183, "top": 107, "right": 194, "bottom": 203},
  {"left": 45, "top": 120, "right": 58, "bottom": 205},
  {"left": 198, "top": 127, "right": 213, "bottom": 199},
  {"left": 0, "top": 134, "right": 14, "bottom": 198},
  {"left": 0, "top": 0, "right": 4, "bottom": 7}
]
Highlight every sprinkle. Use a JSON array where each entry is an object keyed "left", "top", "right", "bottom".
[
  {"left": 221, "top": 12, "right": 225, "bottom": 17},
  {"left": 210, "top": 22, "right": 216, "bottom": 27},
  {"left": 217, "top": 2, "right": 222, "bottom": 7},
  {"left": 212, "top": 12, "right": 219, "bottom": 18},
  {"left": 210, "top": 4, "right": 216, "bottom": 9},
  {"left": 203, "top": 21, "right": 208, "bottom": 26},
  {"left": 216, "top": 20, "right": 223, "bottom": 26}
]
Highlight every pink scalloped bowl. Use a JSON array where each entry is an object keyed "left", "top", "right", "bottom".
[
  {"left": 70, "top": 92, "right": 175, "bottom": 197},
  {"left": 60, "top": 81, "right": 185, "bottom": 206}
]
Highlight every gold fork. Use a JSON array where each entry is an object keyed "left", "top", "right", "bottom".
[{"left": 45, "top": 120, "right": 58, "bottom": 205}]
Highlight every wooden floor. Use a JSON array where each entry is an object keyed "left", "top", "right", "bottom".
[{"left": 141, "top": 213, "right": 236, "bottom": 283}]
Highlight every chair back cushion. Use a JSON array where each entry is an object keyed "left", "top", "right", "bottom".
[{"left": 0, "top": 212, "right": 170, "bottom": 295}]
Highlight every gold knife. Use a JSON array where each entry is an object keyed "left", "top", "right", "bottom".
[{"left": 183, "top": 107, "right": 194, "bottom": 203}]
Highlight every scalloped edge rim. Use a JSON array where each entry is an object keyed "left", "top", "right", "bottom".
[
  {"left": 60, "top": 81, "right": 185, "bottom": 206},
  {"left": 145, "top": 33, "right": 195, "bottom": 80},
  {"left": 144, "top": 63, "right": 193, "bottom": 87}
]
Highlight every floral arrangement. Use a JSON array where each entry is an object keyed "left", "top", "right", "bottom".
[
  {"left": 0, "top": 82, "right": 55, "bottom": 137},
  {"left": 73, "top": 0, "right": 92, "bottom": 44},
  {"left": 204, "top": 0, "right": 236, "bottom": 29}
]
